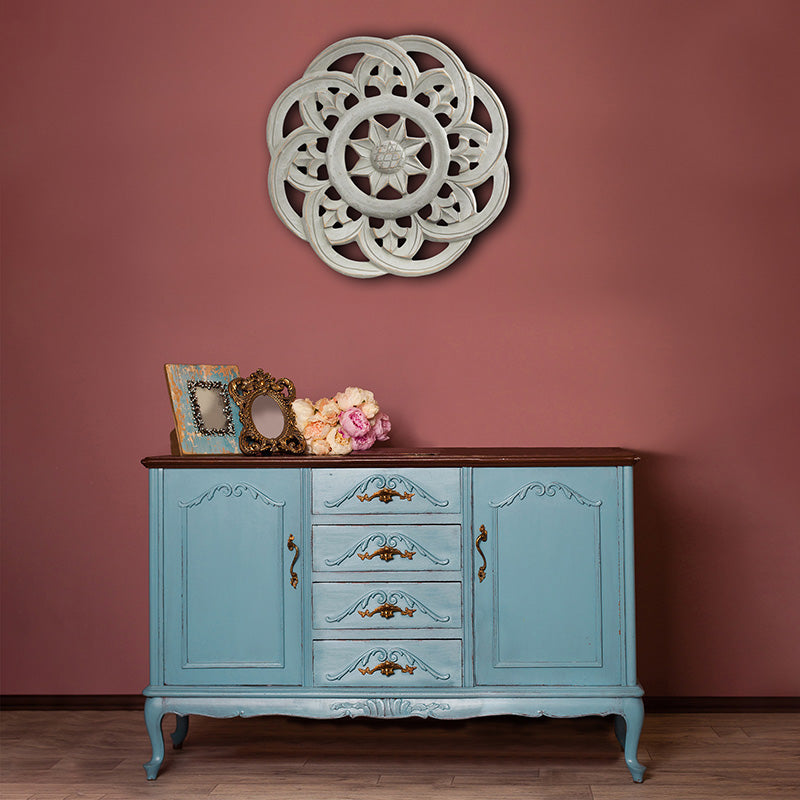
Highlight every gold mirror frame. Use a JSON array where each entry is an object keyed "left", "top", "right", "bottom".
[{"left": 228, "top": 369, "right": 306, "bottom": 455}]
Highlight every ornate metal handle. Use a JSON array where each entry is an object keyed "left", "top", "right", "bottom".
[
  {"left": 476, "top": 524, "right": 488, "bottom": 583},
  {"left": 359, "top": 659, "right": 416, "bottom": 677},
  {"left": 287, "top": 535, "right": 299, "bottom": 588},
  {"left": 357, "top": 487, "right": 414, "bottom": 504},
  {"left": 357, "top": 545, "right": 415, "bottom": 562},
  {"left": 358, "top": 603, "right": 415, "bottom": 619}
]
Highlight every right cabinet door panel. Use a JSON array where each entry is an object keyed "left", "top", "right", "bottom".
[{"left": 472, "top": 467, "right": 623, "bottom": 686}]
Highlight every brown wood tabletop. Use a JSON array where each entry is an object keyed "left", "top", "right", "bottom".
[{"left": 143, "top": 447, "right": 640, "bottom": 469}]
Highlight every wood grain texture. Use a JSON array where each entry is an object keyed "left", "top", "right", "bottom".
[
  {"left": 2, "top": 711, "right": 799, "bottom": 799},
  {"left": 142, "top": 447, "right": 640, "bottom": 469}
]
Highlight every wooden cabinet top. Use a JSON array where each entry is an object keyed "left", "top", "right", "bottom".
[{"left": 142, "top": 447, "right": 638, "bottom": 469}]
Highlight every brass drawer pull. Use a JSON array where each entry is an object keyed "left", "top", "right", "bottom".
[
  {"left": 357, "top": 487, "right": 414, "bottom": 504},
  {"left": 357, "top": 545, "right": 415, "bottom": 562},
  {"left": 358, "top": 602, "right": 415, "bottom": 619},
  {"left": 287, "top": 535, "right": 300, "bottom": 588},
  {"left": 359, "top": 659, "right": 416, "bottom": 677},
  {"left": 476, "top": 524, "right": 488, "bottom": 583}
]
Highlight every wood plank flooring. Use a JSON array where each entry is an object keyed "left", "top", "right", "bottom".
[{"left": 1, "top": 710, "right": 799, "bottom": 799}]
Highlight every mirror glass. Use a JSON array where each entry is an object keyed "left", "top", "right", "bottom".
[
  {"left": 193, "top": 385, "right": 228, "bottom": 432},
  {"left": 251, "top": 394, "right": 285, "bottom": 438}
]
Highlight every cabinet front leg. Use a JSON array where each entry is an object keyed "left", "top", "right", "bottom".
[
  {"left": 616, "top": 698, "right": 646, "bottom": 782},
  {"left": 170, "top": 714, "right": 189, "bottom": 749},
  {"left": 143, "top": 698, "right": 166, "bottom": 780}
]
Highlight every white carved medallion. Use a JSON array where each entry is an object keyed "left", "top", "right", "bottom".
[{"left": 266, "top": 35, "right": 510, "bottom": 278}]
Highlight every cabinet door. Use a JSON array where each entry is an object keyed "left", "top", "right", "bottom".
[
  {"left": 162, "top": 469, "right": 303, "bottom": 686},
  {"left": 473, "top": 468, "right": 622, "bottom": 686}
]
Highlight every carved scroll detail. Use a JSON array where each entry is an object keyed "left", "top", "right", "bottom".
[
  {"left": 490, "top": 482, "right": 602, "bottom": 509},
  {"left": 325, "top": 589, "right": 450, "bottom": 623},
  {"left": 324, "top": 474, "right": 447, "bottom": 508},
  {"left": 330, "top": 699, "right": 451, "bottom": 718},
  {"left": 179, "top": 483, "right": 285, "bottom": 509},
  {"left": 326, "top": 647, "right": 450, "bottom": 682},
  {"left": 323, "top": 533, "right": 449, "bottom": 567}
]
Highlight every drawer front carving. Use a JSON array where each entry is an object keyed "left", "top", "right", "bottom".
[
  {"left": 313, "top": 639, "right": 462, "bottom": 687},
  {"left": 312, "top": 525, "right": 462, "bottom": 573},
  {"left": 313, "top": 581, "right": 462, "bottom": 629},
  {"left": 312, "top": 468, "right": 461, "bottom": 514}
]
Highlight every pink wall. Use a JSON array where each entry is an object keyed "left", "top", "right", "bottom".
[{"left": 2, "top": 0, "right": 799, "bottom": 696}]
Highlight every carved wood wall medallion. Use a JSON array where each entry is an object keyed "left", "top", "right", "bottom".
[
  {"left": 228, "top": 370, "right": 306, "bottom": 455},
  {"left": 266, "top": 35, "right": 510, "bottom": 278}
]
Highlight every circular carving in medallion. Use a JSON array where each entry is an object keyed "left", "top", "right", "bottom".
[{"left": 266, "top": 35, "right": 510, "bottom": 278}]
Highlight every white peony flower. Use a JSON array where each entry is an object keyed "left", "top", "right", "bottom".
[
  {"left": 326, "top": 426, "right": 353, "bottom": 455},
  {"left": 291, "top": 398, "right": 315, "bottom": 432}
]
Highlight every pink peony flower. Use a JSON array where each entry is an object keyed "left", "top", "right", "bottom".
[
  {"left": 339, "top": 407, "right": 370, "bottom": 438},
  {"left": 371, "top": 412, "right": 391, "bottom": 441},
  {"left": 351, "top": 428, "right": 377, "bottom": 451}
]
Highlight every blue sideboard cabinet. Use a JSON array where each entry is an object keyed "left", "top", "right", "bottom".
[{"left": 142, "top": 449, "right": 646, "bottom": 782}]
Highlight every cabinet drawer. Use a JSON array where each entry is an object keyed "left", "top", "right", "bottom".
[
  {"left": 313, "top": 581, "right": 462, "bottom": 630},
  {"left": 313, "top": 639, "right": 462, "bottom": 687},
  {"left": 312, "top": 524, "right": 461, "bottom": 573},
  {"left": 312, "top": 468, "right": 460, "bottom": 515}
]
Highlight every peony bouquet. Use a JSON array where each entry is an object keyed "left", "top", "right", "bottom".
[{"left": 291, "top": 387, "right": 390, "bottom": 455}]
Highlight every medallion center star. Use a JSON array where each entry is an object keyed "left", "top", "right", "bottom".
[{"left": 349, "top": 118, "right": 427, "bottom": 196}]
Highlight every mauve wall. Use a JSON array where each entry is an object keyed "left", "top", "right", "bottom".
[{"left": 2, "top": 0, "right": 799, "bottom": 696}]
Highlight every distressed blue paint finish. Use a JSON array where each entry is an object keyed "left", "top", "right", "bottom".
[
  {"left": 312, "top": 524, "right": 461, "bottom": 572},
  {"left": 312, "top": 468, "right": 460, "bottom": 514},
  {"left": 144, "top": 460, "right": 645, "bottom": 782},
  {"left": 161, "top": 469, "right": 303, "bottom": 686},
  {"left": 472, "top": 467, "right": 622, "bottom": 685},
  {"left": 170, "top": 715, "right": 189, "bottom": 749},
  {"left": 164, "top": 364, "right": 242, "bottom": 455},
  {"left": 314, "top": 581, "right": 461, "bottom": 629},
  {"left": 314, "top": 639, "right": 462, "bottom": 687},
  {"left": 143, "top": 696, "right": 165, "bottom": 780}
]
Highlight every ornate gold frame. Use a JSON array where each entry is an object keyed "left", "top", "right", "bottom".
[{"left": 228, "top": 369, "right": 306, "bottom": 456}]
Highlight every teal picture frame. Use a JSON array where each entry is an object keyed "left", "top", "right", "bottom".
[{"left": 164, "top": 364, "right": 243, "bottom": 454}]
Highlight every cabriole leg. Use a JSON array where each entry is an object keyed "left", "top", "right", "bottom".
[
  {"left": 143, "top": 698, "right": 165, "bottom": 780},
  {"left": 617, "top": 698, "right": 646, "bottom": 782},
  {"left": 170, "top": 714, "right": 189, "bottom": 749}
]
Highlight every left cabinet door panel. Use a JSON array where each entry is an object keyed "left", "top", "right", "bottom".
[{"left": 162, "top": 469, "right": 303, "bottom": 686}]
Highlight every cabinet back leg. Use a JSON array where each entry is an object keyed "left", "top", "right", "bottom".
[{"left": 170, "top": 714, "right": 190, "bottom": 749}]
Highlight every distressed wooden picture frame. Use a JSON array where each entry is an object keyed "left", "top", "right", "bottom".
[{"left": 164, "top": 364, "right": 243, "bottom": 454}]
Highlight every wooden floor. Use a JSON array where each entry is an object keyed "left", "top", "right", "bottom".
[{"left": 1, "top": 710, "right": 799, "bottom": 799}]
